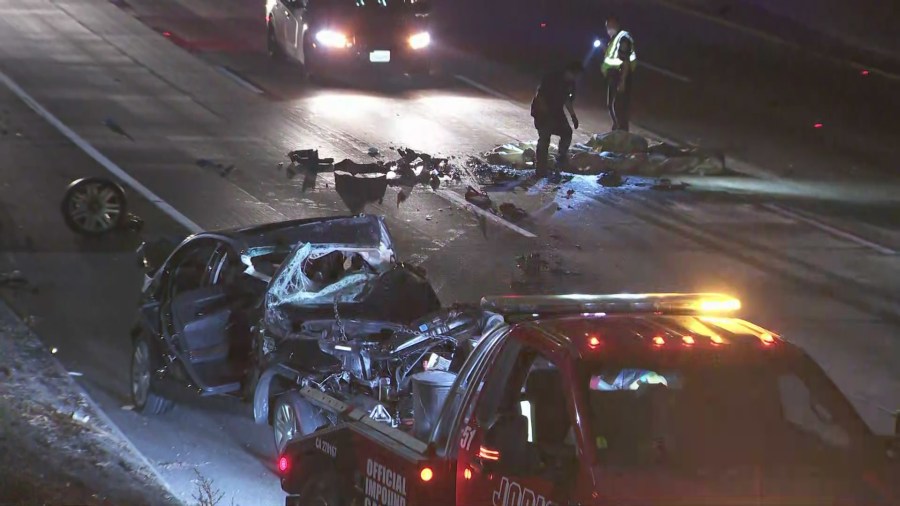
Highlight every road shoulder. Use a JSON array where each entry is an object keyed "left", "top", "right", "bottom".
[{"left": 0, "top": 300, "right": 181, "bottom": 506}]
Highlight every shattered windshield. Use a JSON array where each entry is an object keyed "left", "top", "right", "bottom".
[
  {"left": 267, "top": 243, "right": 393, "bottom": 308},
  {"left": 582, "top": 354, "right": 874, "bottom": 469}
]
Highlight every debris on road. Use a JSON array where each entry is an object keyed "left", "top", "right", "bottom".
[
  {"left": 566, "top": 189, "right": 575, "bottom": 199},
  {"left": 0, "top": 270, "right": 27, "bottom": 289},
  {"left": 196, "top": 158, "right": 236, "bottom": 177},
  {"left": 464, "top": 186, "right": 492, "bottom": 209},
  {"left": 587, "top": 130, "right": 648, "bottom": 154},
  {"left": 516, "top": 252, "right": 548, "bottom": 278},
  {"left": 481, "top": 131, "right": 728, "bottom": 178},
  {"left": 334, "top": 160, "right": 389, "bottom": 214},
  {"left": 102, "top": 118, "right": 134, "bottom": 141},
  {"left": 651, "top": 178, "right": 690, "bottom": 191},
  {"left": 368, "top": 147, "right": 380, "bottom": 157},
  {"left": 498, "top": 203, "right": 528, "bottom": 223},
  {"left": 597, "top": 170, "right": 625, "bottom": 187}
]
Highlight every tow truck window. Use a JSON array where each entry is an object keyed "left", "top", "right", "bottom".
[
  {"left": 432, "top": 325, "right": 509, "bottom": 455},
  {"left": 584, "top": 356, "right": 871, "bottom": 469},
  {"left": 477, "top": 344, "right": 578, "bottom": 486}
]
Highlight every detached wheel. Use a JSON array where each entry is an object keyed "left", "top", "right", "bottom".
[
  {"left": 273, "top": 392, "right": 326, "bottom": 454},
  {"left": 131, "top": 333, "right": 174, "bottom": 415},
  {"left": 267, "top": 23, "right": 283, "bottom": 61},
  {"left": 61, "top": 177, "right": 127, "bottom": 236}
]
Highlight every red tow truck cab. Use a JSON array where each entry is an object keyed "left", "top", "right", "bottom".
[{"left": 280, "top": 293, "right": 900, "bottom": 506}]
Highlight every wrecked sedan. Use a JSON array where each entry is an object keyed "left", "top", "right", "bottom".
[
  {"left": 266, "top": 0, "right": 433, "bottom": 79},
  {"left": 130, "top": 215, "right": 492, "bottom": 451}
]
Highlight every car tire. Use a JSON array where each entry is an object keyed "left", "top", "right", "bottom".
[
  {"left": 273, "top": 391, "right": 327, "bottom": 454},
  {"left": 131, "top": 333, "right": 174, "bottom": 415},
  {"left": 61, "top": 177, "right": 128, "bottom": 236},
  {"left": 267, "top": 23, "right": 284, "bottom": 61}
]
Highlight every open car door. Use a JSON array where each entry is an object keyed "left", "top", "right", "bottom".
[{"left": 170, "top": 285, "right": 244, "bottom": 394}]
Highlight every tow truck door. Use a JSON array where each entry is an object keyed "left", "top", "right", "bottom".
[{"left": 455, "top": 330, "right": 580, "bottom": 506}]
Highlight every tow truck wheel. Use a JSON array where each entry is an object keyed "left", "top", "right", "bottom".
[
  {"left": 131, "top": 334, "right": 173, "bottom": 415},
  {"left": 273, "top": 392, "right": 326, "bottom": 454}
]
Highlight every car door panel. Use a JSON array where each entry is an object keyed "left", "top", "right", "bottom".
[{"left": 170, "top": 285, "right": 236, "bottom": 388}]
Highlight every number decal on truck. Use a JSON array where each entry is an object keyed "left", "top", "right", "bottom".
[{"left": 459, "top": 425, "right": 476, "bottom": 451}]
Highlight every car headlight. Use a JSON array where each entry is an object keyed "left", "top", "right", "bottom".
[
  {"left": 315, "top": 30, "right": 351, "bottom": 48},
  {"left": 408, "top": 31, "right": 431, "bottom": 50}
]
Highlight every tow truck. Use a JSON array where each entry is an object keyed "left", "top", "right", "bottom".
[{"left": 277, "top": 293, "right": 900, "bottom": 506}]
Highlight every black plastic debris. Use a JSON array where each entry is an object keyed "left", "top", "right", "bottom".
[
  {"left": 516, "top": 252, "right": 548, "bottom": 278},
  {"left": 102, "top": 118, "right": 134, "bottom": 141},
  {"left": 196, "top": 159, "right": 236, "bottom": 177},
  {"left": 465, "top": 186, "right": 492, "bottom": 209},
  {"left": 498, "top": 203, "right": 528, "bottom": 223},
  {"left": 651, "top": 178, "right": 690, "bottom": 191},
  {"left": 0, "top": 270, "right": 28, "bottom": 289},
  {"left": 123, "top": 213, "right": 144, "bottom": 233},
  {"left": 429, "top": 173, "right": 441, "bottom": 191},
  {"left": 334, "top": 159, "right": 389, "bottom": 214},
  {"left": 597, "top": 170, "right": 624, "bottom": 187}
]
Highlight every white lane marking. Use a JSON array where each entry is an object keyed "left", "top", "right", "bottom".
[
  {"left": 454, "top": 74, "right": 522, "bottom": 105},
  {"left": 653, "top": 0, "right": 900, "bottom": 82},
  {"left": 437, "top": 189, "right": 537, "bottom": 238},
  {"left": 216, "top": 66, "right": 265, "bottom": 95},
  {"left": 762, "top": 203, "right": 896, "bottom": 255},
  {"left": 638, "top": 61, "right": 692, "bottom": 83},
  {"left": 0, "top": 70, "right": 203, "bottom": 234}
]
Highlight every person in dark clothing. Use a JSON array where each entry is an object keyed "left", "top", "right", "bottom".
[
  {"left": 530, "top": 61, "right": 583, "bottom": 176},
  {"left": 602, "top": 16, "right": 636, "bottom": 132}
]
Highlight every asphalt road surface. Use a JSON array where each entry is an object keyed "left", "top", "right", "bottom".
[{"left": 0, "top": 0, "right": 898, "bottom": 504}]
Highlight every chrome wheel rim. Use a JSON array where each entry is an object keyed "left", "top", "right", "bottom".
[
  {"left": 274, "top": 402, "right": 297, "bottom": 452},
  {"left": 67, "top": 182, "right": 122, "bottom": 233},
  {"left": 131, "top": 341, "right": 150, "bottom": 407}
]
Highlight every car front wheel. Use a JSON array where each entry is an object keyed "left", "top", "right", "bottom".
[
  {"left": 273, "top": 392, "right": 326, "bottom": 454},
  {"left": 131, "top": 333, "right": 174, "bottom": 415}
]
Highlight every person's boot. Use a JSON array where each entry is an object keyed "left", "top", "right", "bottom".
[{"left": 534, "top": 158, "right": 549, "bottom": 178}]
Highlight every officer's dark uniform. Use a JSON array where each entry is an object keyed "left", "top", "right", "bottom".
[{"left": 530, "top": 70, "right": 576, "bottom": 174}]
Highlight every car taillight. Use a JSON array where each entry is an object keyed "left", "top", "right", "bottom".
[{"left": 278, "top": 455, "right": 290, "bottom": 474}]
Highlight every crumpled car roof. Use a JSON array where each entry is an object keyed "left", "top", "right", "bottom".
[{"left": 225, "top": 214, "right": 394, "bottom": 256}]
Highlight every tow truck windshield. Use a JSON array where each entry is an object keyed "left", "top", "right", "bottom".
[{"left": 582, "top": 352, "right": 874, "bottom": 469}]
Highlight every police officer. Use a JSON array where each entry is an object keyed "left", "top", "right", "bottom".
[
  {"left": 530, "top": 61, "right": 584, "bottom": 177},
  {"left": 602, "top": 16, "right": 637, "bottom": 132}
]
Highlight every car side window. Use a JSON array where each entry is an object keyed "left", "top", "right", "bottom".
[
  {"left": 778, "top": 374, "right": 851, "bottom": 448},
  {"left": 476, "top": 341, "right": 578, "bottom": 483},
  {"left": 168, "top": 240, "right": 219, "bottom": 299}
]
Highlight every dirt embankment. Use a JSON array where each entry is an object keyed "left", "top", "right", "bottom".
[{"left": 0, "top": 301, "right": 180, "bottom": 506}]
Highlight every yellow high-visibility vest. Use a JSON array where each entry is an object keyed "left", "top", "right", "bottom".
[{"left": 602, "top": 30, "right": 637, "bottom": 76}]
